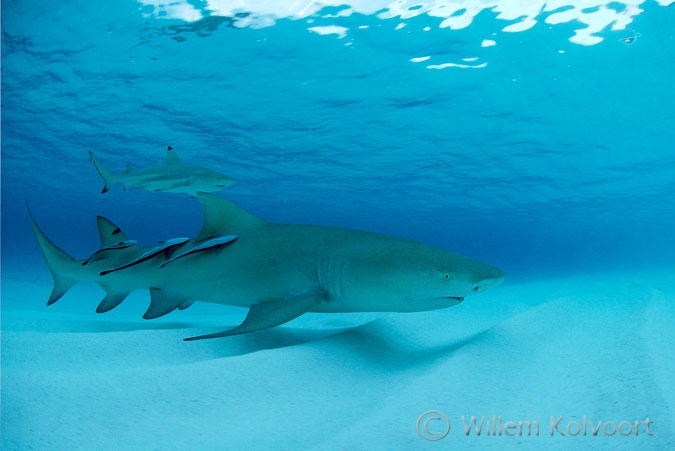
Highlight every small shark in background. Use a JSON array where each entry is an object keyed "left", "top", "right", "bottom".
[
  {"left": 30, "top": 194, "right": 505, "bottom": 341},
  {"left": 89, "top": 146, "right": 235, "bottom": 196}
]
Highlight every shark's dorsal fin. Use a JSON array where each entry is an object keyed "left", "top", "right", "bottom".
[
  {"left": 96, "top": 216, "right": 130, "bottom": 247},
  {"left": 124, "top": 165, "right": 132, "bottom": 173},
  {"left": 196, "top": 193, "right": 265, "bottom": 241},
  {"left": 164, "top": 146, "right": 181, "bottom": 165}
]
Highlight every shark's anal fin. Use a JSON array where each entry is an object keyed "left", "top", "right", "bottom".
[
  {"left": 159, "top": 235, "right": 238, "bottom": 268},
  {"left": 184, "top": 292, "right": 325, "bottom": 341},
  {"left": 144, "top": 288, "right": 192, "bottom": 319},
  {"left": 96, "top": 289, "right": 132, "bottom": 313}
]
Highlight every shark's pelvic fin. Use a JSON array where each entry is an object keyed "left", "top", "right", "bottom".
[
  {"left": 178, "top": 299, "right": 196, "bottom": 310},
  {"left": 27, "top": 207, "right": 78, "bottom": 305},
  {"left": 195, "top": 193, "right": 266, "bottom": 241},
  {"left": 100, "top": 237, "right": 190, "bottom": 276},
  {"left": 184, "top": 292, "right": 325, "bottom": 341},
  {"left": 89, "top": 151, "right": 118, "bottom": 194},
  {"left": 144, "top": 288, "right": 192, "bottom": 319},
  {"left": 159, "top": 235, "right": 238, "bottom": 268},
  {"left": 96, "top": 289, "right": 132, "bottom": 313},
  {"left": 164, "top": 146, "right": 181, "bottom": 165}
]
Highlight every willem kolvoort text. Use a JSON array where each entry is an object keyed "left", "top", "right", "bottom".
[{"left": 461, "top": 415, "right": 654, "bottom": 437}]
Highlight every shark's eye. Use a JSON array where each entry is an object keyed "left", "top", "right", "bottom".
[{"left": 444, "top": 273, "right": 451, "bottom": 280}]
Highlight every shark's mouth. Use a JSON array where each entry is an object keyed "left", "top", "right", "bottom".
[{"left": 444, "top": 296, "right": 464, "bottom": 301}]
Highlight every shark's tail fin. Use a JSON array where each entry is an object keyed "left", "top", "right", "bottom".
[
  {"left": 89, "top": 151, "right": 118, "bottom": 193},
  {"left": 28, "top": 207, "right": 79, "bottom": 305}
]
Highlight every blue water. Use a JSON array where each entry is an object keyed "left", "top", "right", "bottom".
[
  {"left": 3, "top": 0, "right": 674, "bottom": 280},
  {"left": 2, "top": 1, "right": 675, "bottom": 449}
]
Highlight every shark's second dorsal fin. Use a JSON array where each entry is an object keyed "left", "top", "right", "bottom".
[
  {"left": 164, "top": 146, "right": 181, "bottom": 165},
  {"left": 96, "top": 216, "right": 130, "bottom": 247},
  {"left": 196, "top": 193, "right": 265, "bottom": 241}
]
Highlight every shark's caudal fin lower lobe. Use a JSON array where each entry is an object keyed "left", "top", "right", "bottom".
[
  {"left": 27, "top": 207, "right": 79, "bottom": 305},
  {"left": 89, "top": 151, "right": 118, "bottom": 193}
]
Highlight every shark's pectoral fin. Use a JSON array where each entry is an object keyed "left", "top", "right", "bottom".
[
  {"left": 143, "top": 288, "right": 192, "bottom": 319},
  {"left": 184, "top": 292, "right": 325, "bottom": 341},
  {"left": 96, "top": 289, "right": 132, "bottom": 313}
]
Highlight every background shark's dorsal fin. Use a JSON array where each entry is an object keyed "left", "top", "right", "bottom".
[
  {"left": 196, "top": 193, "right": 265, "bottom": 241},
  {"left": 96, "top": 216, "right": 130, "bottom": 247},
  {"left": 164, "top": 146, "right": 181, "bottom": 165},
  {"left": 124, "top": 164, "right": 132, "bottom": 173}
]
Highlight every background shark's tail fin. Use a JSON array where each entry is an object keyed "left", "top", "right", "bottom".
[
  {"left": 28, "top": 207, "right": 79, "bottom": 305},
  {"left": 89, "top": 151, "right": 118, "bottom": 193}
]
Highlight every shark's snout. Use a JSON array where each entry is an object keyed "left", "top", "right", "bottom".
[{"left": 473, "top": 267, "right": 506, "bottom": 292}]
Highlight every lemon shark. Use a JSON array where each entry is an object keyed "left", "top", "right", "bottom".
[
  {"left": 30, "top": 194, "right": 505, "bottom": 341},
  {"left": 89, "top": 146, "right": 235, "bottom": 196}
]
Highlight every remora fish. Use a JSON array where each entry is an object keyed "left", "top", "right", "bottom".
[
  {"left": 82, "top": 239, "right": 137, "bottom": 266},
  {"left": 90, "top": 146, "right": 234, "bottom": 196},
  {"left": 31, "top": 194, "right": 505, "bottom": 341},
  {"left": 99, "top": 237, "right": 191, "bottom": 276}
]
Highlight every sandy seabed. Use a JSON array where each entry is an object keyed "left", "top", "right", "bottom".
[{"left": 2, "top": 266, "right": 674, "bottom": 450}]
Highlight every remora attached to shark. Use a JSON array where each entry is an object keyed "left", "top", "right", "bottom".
[
  {"left": 31, "top": 194, "right": 505, "bottom": 341},
  {"left": 90, "top": 146, "right": 235, "bottom": 196}
]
